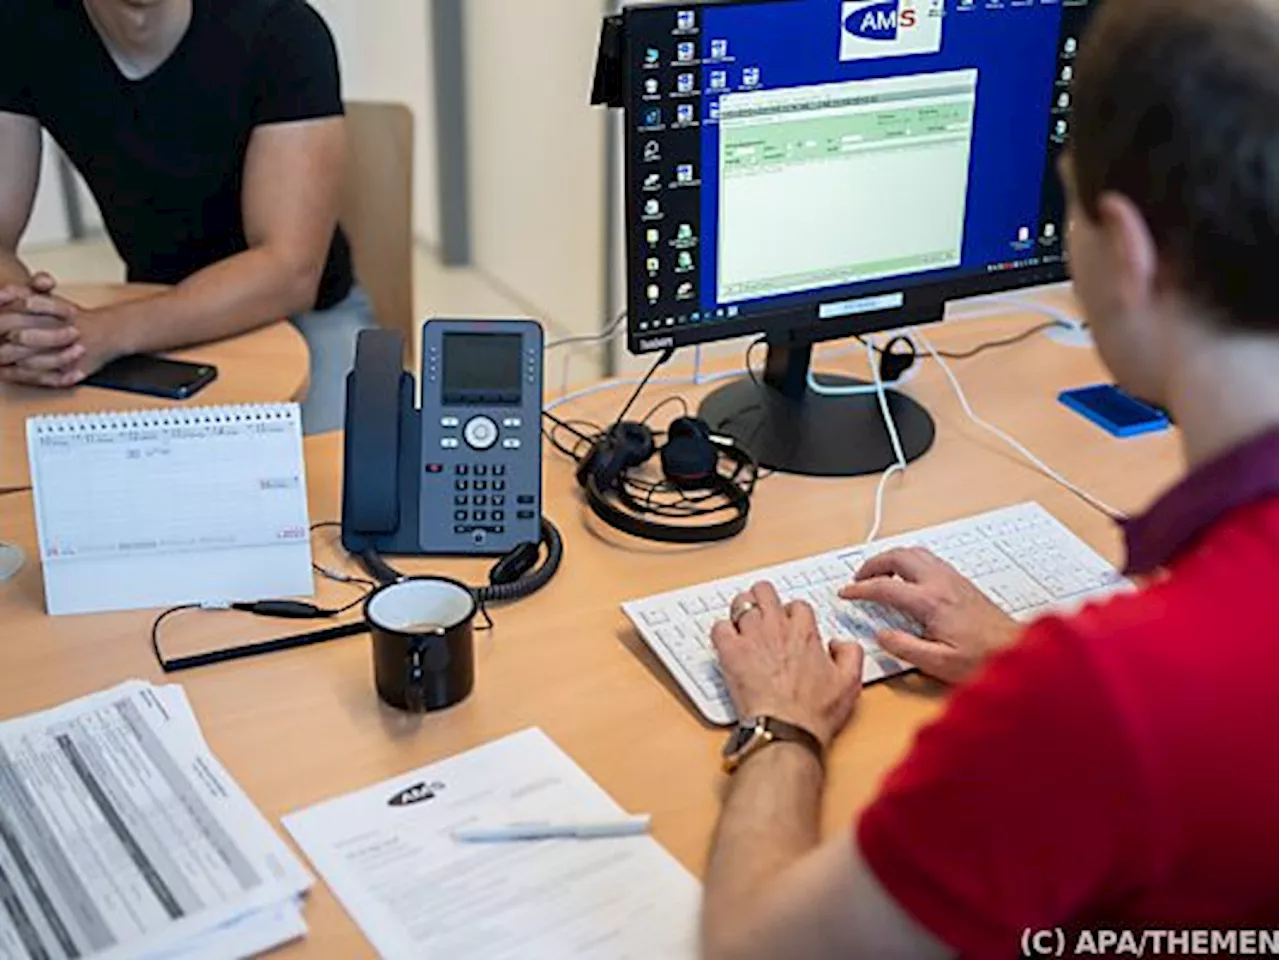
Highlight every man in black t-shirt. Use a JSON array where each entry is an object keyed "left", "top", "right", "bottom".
[{"left": 0, "top": 0, "right": 374, "bottom": 433}]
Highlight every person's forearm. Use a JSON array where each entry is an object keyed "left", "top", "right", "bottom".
[
  {"left": 0, "top": 248, "right": 31, "bottom": 286},
  {"left": 82, "top": 245, "right": 322, "bottom": 356},
  {"left": 702, "top": 744, "right": 825, "bottom": 960}
]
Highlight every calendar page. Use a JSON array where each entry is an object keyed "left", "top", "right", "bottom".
[{"left": 26, "top": 404, "right": 314, "bottom": 615}]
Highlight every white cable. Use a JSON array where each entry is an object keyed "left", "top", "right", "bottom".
[
  {"left": 917, "top": 333, "right": 1124, "bottom": 520},
  {"left": 865, "top": 339, "right": 908, "bottom": 543}
]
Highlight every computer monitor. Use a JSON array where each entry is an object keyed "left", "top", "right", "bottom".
[{"left": 619, "top": 0, "right": 1099, "bottom": 476}]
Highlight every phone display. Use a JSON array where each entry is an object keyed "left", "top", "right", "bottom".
[
  {"left": 1058, "top": 385, "right": 1170, "bottom": 438},
  {"left": 84, "top": 355, "right": 218, "bottom": 400}
]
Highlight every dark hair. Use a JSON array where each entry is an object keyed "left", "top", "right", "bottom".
[{"left": 1071, "top": 0, "right": 1278, "bottom": 332}]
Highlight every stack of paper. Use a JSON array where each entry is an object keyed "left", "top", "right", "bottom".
[
  {"left": 0, "top": 681, "right": 311, "bottom": 959},
  {"left": 285, "top": 728, "right": 702, "bottom": 959}
]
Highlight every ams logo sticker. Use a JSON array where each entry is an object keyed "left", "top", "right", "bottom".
[
  {"left": 840, "top": 0, "right": 944, "bottom": 61},
  {"left": 387, "top": 781, "right": 445, "bottom": 807}
]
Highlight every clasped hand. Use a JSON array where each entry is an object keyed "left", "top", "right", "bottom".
[
  {"left": 712, "top": 548, "right": 1022, "bottom": 747},
  {"left": 0, "top": 273, "right": 102, "bottom": 388}
]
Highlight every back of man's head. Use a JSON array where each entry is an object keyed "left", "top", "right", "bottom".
[{"left": 1072, "top": 0, "right": 1278, "bottom": 333}]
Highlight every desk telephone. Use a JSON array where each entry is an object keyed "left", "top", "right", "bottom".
[{"left": 342, "top": 320, "right": 544, "bottom": 558}]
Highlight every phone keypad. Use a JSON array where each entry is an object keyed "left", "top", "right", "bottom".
[{"left": 442, "top": 463, "right": 532, "bottom": 540}]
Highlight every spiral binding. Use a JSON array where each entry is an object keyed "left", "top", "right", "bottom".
[{"left": 27, "top": 403, "right": 301, "bottom": 435}]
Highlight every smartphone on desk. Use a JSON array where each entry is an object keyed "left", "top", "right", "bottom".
[
  {"left": 1059, "top": 384, "right": 1170, "bottom": 438},
  {"left": 83, "top": 355, "right": 218, "bottom": 400}
]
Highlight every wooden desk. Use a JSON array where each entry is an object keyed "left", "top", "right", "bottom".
[
  {"left": 0, "top": 313, "right": 1181, "bottom": 957},
  {"left": 0, "top": 284, "right": 310, "bottom": 491}
]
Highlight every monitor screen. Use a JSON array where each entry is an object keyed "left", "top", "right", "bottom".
[{"left": 623, "top": 0, "right": 1098, "bottom": 353}]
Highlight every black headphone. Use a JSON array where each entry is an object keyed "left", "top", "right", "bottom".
[{"left": 575, "top": 416, "right": 755, "bottom": 544}]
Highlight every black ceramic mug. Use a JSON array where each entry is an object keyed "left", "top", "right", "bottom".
[{"left": 364, "top": 577, "right": 477, "bottom": 712}]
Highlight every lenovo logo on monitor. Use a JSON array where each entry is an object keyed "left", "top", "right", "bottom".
[{"left": 840, "top": 0, "right": 943, "bottom": 61}]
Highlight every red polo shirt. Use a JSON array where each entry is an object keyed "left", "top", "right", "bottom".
[{"left": 857, "top": 429, "right": 1280, "bottom": 958}]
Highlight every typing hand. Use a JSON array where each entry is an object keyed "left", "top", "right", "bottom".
[
  {"left": 0, "top": 286, "right": 90, "bottom": 388},
  {"left": 712, "top": 581, "right": 864, "bottom": 750},
  {"left": 839, "top": 548, "right": 1020, "bottom": 685}
]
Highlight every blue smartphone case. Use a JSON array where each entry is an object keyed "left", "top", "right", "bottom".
[{"left": 1058, "top": 385, "right": 1171, "bottom": 438}]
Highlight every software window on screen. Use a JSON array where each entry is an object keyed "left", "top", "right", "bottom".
[{"left": 716, "top": 69, "right": 978, "bottom": 303}]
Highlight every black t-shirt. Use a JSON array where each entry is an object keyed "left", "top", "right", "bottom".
[{"left": 0, "top": 0, "right": 353, "bottom": 310}]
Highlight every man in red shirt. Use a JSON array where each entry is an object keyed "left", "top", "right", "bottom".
[{"left": 700, "top": 0, "right": 1278, "bottom": 957}]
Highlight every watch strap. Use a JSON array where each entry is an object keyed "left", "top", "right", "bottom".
[
  {"left": 723, "top": 716, "right": 824, "bottom": 773},
  {"left": 759, "top": 717, "right": 823, "bottom": 765}
]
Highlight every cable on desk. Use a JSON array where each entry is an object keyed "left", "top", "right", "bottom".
[
  {"left": 917, "top": 333, "right": 1124, "bottom": 521},
  {"left": 864, "top": 339, "right": 908, "bottom": 543}
]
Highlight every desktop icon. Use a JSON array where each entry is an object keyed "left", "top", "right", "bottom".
[
  {"left": 643, "top": 172, "right": 661, "bottom": 190},
  {"left": 644, "top": 140, "right": 661, "bottom": 161},
  {"left": 676, "top": 104, "right": 695, "bottom": 125},
  {"left": 646, "top": 228, "right": 660, "bottom": 246},
  {"left": 742, "top": 66, "right": 760, "bottom": 87},
  {"left": 643, "top": 107, "right": 662, "bottom": 127},
  {"left": 646, "top": 257, "right": 660, "bottom": 275},
  {"left": 1043, "top": 222, "right": 1057, "bottom": 239},
  {"left": 647, "top": 284, "right": 660, "bottom": 303},
  {"left": 709, "top": 101, "right": 721, "bottom": 121},
  {"left": 677, "top": 73, "right": 695, "bottom": 94},
  {"left": 677, "top": 251, "right": 694, "bottom": 271},
  {"left": 645, "top": 78, "right": 660, "bottom": 96},
  {"left": 1057, "top": 92, "right": 1070, "bottom": 110},
  {"left": 676, "top": 281, "right": 695, "bottom": 300},
  {"left": 710, "top": 39, "right": 728, "bottom": 59},
  {"left": 709, "top": 70, "right": 728, "bottom": 90},
  {"left": 677, "top": 41, "right": 695, "bottom": 62},
  {"left": 676, "top": 223, "right": 695, "bottom": 243},
  {"left": 676, "top": 164, "right": 694, "bottom": 184},
  {"left": 644, "top": 198, "right": 661, "bottom": 217},
  {"left": 676, "top": 9, "right": 696, "bottom": 31},
  {"left": 645, "top": 47, "right": 661, "bottom": 66},
  {"left": 1054, "top": 119, "right": 1068, "bottom": 138},
  {"left": 1060, "top": 64, "right": 1073, "bottom": 82},
  {"left": 1064, "top": 37, "right": 1077, "bottom": 55},
  {"left": 727, "top": 306, "right": 739, "bottom": 318},
  {"left": 1017, "top": 226, "right": 1030, "bottom": 243}
]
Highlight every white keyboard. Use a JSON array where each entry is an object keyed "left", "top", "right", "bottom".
[{"left": 622, "top": 502, "right": 1129, "bottom": 725}]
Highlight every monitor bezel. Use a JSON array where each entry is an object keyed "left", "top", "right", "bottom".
[{"left": 620, "top": 0, "right": 1071, "bottom": 356}]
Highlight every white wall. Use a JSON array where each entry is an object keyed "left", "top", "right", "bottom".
[
  {"left": 307, "top": 0, "right": 440, "bottom": 245},
  {"left": 464, "top": 0, "right": 609, "bottom": 339}
]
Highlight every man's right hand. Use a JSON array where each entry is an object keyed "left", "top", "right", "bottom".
[{"left": 839, "top": 547, "right": 1021, "bottom": 685}]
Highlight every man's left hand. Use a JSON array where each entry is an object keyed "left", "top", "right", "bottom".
[{"left": 712, "top": 582, "right": 864, "bottom": 750}]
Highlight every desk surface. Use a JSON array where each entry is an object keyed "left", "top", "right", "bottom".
[
  {"left": 0, "top": 311, "right": 1181, "bottom": 957},
  {"left": 1, "top": 284, "right": 310, "bottom": 491}
]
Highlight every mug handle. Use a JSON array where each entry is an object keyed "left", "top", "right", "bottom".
[{"left": 405, "top": 630, "right": 446, "bottom": 713}]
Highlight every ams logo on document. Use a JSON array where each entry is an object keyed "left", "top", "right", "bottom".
[
  {"left": 840, "top": 0, "right": 944, "bottom": 61},
  {"left": 387, "top": 781, "right": 446, "bottom": 807}
]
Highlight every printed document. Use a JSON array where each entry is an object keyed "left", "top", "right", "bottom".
[
  {"left": 0, "top": 681, "right": 311, "bottom": 959},
  {"left": 284, "top": 728, "right": 700, "bottom": 959}
]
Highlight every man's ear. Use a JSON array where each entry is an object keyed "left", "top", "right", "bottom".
[{"left": 1094, "top": 191, "right": 1159, "bottom": 310}]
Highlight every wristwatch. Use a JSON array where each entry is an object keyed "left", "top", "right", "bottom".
[{"left": 721, "top": 716, "right": 824, "bottom": 774}]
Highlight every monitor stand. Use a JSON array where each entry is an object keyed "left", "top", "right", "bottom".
[{"left": 698, "top": 341, "right": 936, "bottom": 478}]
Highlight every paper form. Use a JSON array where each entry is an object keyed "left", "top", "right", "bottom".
[
  {"left": 283, "top": 728, "right": 701, "bottom": 959},
  {"left": 0, "top": 681, "right": 311, "bottom": 959}
]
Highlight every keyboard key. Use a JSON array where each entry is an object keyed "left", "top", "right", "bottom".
[
  {"left": 643, "top": 608, "right": 670, "bottom": 626},
  {"left": 494, "top": 464, "right": 507, "bottom": 476},
  {"left": 517, "top": 494, "right": 534, "bottom": 504},
  {"left": 474, "top": 510, "right": 487, "bottom": 522},
  {"left": 517, "top": 510, "right": 535, "bottom": 520},
  {"left": 493, "top": 510, "right": 505, "bottom": 521},
  {"left": 473, "top": 495, "right": 488, "bottom": 506},
  {"left": 494, "top": 480, "right": 506, "bottom": 491},
  {"left": 474, "top": 480, "right": 488, "bottom": 491},
  {"left": 454, "top": 495, "right": 468, "bottom": 505},
  {"left": 455, "top": 465, "right": 468, "bottom": 475},
  {"left": 493, "top": 495, "right": 505, "bottom": 506},
  {"left": 454, "top": 480, "right": 468, "bottom": 491}
]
